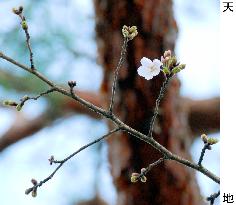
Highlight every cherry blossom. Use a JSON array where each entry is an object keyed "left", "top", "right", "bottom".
[{"left": 137, "top": 57, "right": 162, "bottom": 80}]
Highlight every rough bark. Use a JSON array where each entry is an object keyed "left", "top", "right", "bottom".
[{"left": 94, "top": 0, "right": 204, "bottom": 204}]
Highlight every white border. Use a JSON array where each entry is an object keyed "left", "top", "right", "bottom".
[{"left": 221, "top": 0, "right": 236, "bottom": 202}]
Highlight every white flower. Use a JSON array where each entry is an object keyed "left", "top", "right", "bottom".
[{"left": 137, "top": 57, "right": 162, "bottom": 80}]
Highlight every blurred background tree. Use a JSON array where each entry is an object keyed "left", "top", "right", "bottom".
[{"left": 0, "top": 0, "right": 219, "bottom": 205}]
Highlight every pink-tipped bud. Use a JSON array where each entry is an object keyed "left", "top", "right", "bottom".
[
  {"left": 140, "top": 168, "right": 146, "bottom": 173},
  {"left": 164, "top": 50, "right": 171, "bottom": 58},
  {"left": 161, "top": 56, "right": 165, "bottom": 63},
  {"left": 31, "top": 179, "right": 38, "bottom": 185}
]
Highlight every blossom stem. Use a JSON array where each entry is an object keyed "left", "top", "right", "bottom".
[
  {"left": 18, "top": 13, "right": 35, "bottom": 69},
  {"left": 137, "top": 157, "right": 167, "bottom": 180},
  {"left": 198, "top": 143, "right": 210, "bottom": 166},
  {"left": 109, "top": 38, "right": 128, "bottom": 114},
  {"left": 148, "top": 76, "right": 171, "bottom": 138}
]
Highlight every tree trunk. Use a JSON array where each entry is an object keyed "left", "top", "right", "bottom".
[{"left": 94, "top": 0, "right": 204, "bottom": 204}]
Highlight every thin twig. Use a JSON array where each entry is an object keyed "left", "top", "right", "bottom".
[
  {"left": 0, "top": 52, "right": 108, "bottom": 117},
  {"left": 0, "top": 52, "right": 55, "bottom": 87},
  {"left": 25, "top": 128, "right": 120, "bottom": 195},
  {"left": 18, "top": 88, "right": 55, "bottom": 108},
  {"left": 148, "top": 76, "right": 171, "bottom": 138},
  {"left": 198, "top": 143, "right": 210, "bottom": 166},
  {"left": 108, "top": 37, "right": 128, "bottom": 113},
  {"left": 206, "top": 190, "right": 220, "bottom": 205},
  {"left": 138, "top": 157, "right": 167, "bottom": 180},
  {"left": 17, "top": 12, "right": 35, "bottom": 69}
]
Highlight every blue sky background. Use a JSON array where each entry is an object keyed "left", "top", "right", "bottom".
[{"left": 0, "top": 0, "right": 219, "bottom": 204}]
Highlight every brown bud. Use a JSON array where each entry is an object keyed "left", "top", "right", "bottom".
[
  {"left": 48, "top": 155, "right": 55, "bottom": 165},
  {"left": 31, "top": 179, "right": 38, "bottom": 185},
  {"left": 19, "top": 6, "right": 23, "bottom": 12},
  {"left": 68, "top": 81, "right": 77, "bottom": 88}
]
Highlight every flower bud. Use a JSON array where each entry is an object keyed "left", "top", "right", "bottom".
[
  {"left": 164, "top": 50, "right": 171, "bottom": 58},
  {"left": 140, "top": 176, "right": 147, "bottom": 183},
  {"left": 178, "top": 64, "right": 186, "bottom": 70},
  {"left": 171, "top": 64, "right": 186, "bottom": 74},
  {"left": 12, "top": 8, "right": 19, "bottom": 14},
  {"left": 207, "top": 138, "right": 219, "bottom": 145},
  {"left": 130, "top": 173, "right": 139, "bottom": 183},
  {"left": 31, "top": 189, "right": 37, "bottom": 197},
  {"left": 171, "top": 67, "right": 181, "bottom": 74},
  {"left": 19, "top": 6, "right": 23, "bottom": 12},
  {"left": 140, "top": 168, "right": 146, "bottom": 173},
  {"left": 168, "top": 56, "right": 177, "bottom": 68},
  {"left": 31, "top": 179, "right": 38, "bottom": 185},
  {"left": 161, "top": 56, "right": 165, "bottom": 63},
  {"left": 12, "top": 6, "right": 23, "bottom": 15},
  {"left": 3, "top": 100, "right": 9, "bottom": 106},
  {"left": 68, "top": 81, "right": 77, "bottom": 88},
  {"left": 162, "top": 66, "right": 170, "bottom": 75},
  {"left": 21, "top": 21, "right": 28, "bottom": 30},
  {"left": 201, "top": 134, "right": 208, "bottom": 144},
  {"left": 16, "top": 104, "right": 22, "bottom": 111},
  {"left": 129, "top": 26, "right": 137, "bottom": 33},
  {"left": 3, "top": 100, "right": 18, "bottom": 107},
  {"left": 122, "top": 25, "right": 138, "bottom": 40},
  {"left": 48, "top": 155, "right": 55, "bottom": 165}
]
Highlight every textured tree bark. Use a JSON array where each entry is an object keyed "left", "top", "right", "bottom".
[{"left": 94, "top": 0, "right": 204, "bottom": 204}]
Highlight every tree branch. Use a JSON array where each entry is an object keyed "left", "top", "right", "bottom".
[
  {"left": 198, "top": 143, "right": 210, "bottom": 166},
  {"left": 25, "top": 128, "right": 120, "bottom": 196},
  {"left": 148, "top": 76, "right": 171, "bottom": 138},
  {"left": 0, "top": 89, "right": 104, "bottom": 152},
  {"left": 0, "top": 51, "right": 220, "bottom": 184},
  {"left": 109, "top": 38, "right": 128, "bottom": 113}
]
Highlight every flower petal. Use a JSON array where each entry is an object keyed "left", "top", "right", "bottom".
[
  {"left": 144, "top": 72, "right": 154, "bottom": 80},
  {"left": 140, "top": 57, "right": 152, "bottom": 67},
  {"left": 137, "top": 66, "right": 148, "bottom": 77},
  {"left": 153, "top": 59, "right": 162, "bottom": 67},
  {"left": 150, "top": 66, "right": 160, "bottom": 76}
]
